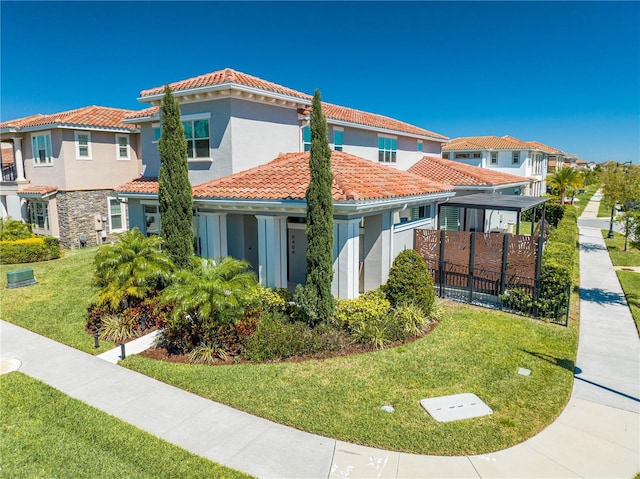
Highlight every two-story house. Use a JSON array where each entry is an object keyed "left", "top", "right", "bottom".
[
  {"left": 116, "top": 68, "right": 455, "bottom": 298},
  {"left": 442, "top": 135, "right": 550, "bottom": 196},
  {"left": 0, "top": 106, "right": 142, "bottom": 247}
]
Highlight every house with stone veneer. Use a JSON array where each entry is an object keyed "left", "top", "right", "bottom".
[
  {"left": 0, "top": 106, "right": 141, "bottom": 247},
  {"left": 116, "top": 151, "right": 454, "bottom": 298},
  {"left": 442, "top": 135, "right": 554, "bottom": 196},
  {"left": 408, "top": 155, "right": 531, "bottom": 231}
]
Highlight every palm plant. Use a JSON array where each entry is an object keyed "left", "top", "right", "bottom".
[
  {"left": 94, "top": 228, "right": 174, "bottom": 309},
  {"left": 161, "top": 257, "right": 259, "bottom": 326},
  {"left": 546, "top": 167, "right": 582, "bottom": 204}
]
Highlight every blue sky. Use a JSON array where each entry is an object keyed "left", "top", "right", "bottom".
[{"left": 2, "top": 1, "right": 639, "bottom": 164}]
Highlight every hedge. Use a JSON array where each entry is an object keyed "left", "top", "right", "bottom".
[
  {"left": 521, "top": 203, "right": 567, "bottom": 228},
  {"left": 0, "top": 236, "right": 61, "bottom": 264}
]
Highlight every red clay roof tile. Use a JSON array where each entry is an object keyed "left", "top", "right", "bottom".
[
  {"left": 18, "top": 185, "right": 58, "bottom": 195},
  {"left": 114, "top": 177, "right": 160, "bottom": 194},
  {"left": 408, "top": 156, "right": 530, "bottom": 187},
  {"left": 0, "top": 106, "right": 139, "bottom": 131}
]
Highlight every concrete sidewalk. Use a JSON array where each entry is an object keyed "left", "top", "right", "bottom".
[{"left": 1, "top": 190, "right": 639, "bottom": 478}]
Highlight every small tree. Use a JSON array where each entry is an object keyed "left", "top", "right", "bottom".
[
  {"left": 158, "top": 85, "right": 194, "bottom": 269},
  {"left": 603, "top": 163, "right": 640, "bottom": 250},
  {"left": 299, "top": 89, "right": 334, "bottom": 326}
]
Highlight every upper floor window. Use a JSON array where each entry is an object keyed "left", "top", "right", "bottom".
[
  {"left": 108, "top": 198, "right": 126, "bottom": 232},
  {"left": 490, "top": 152, "right": 498, "bottom": 164},
  {"left": 417, "top": 140, "right": 423, "bottom": 152},
  {"left": 473, "top": 152, "right": 481, "bottom": 158},
  {"left": 442, "top": 152, "right": 449, "bottom": 159},
  {"left": 333, "top": 128, "right": 343, "bottom": 152},
  {"left": 378, "top": 136, "right": 397, "bottom": 163},
  {"left": 116, "top": 135, "right": 130, "bottom": 160},
  {"left": 455, "top": 153, "right": 470, "bottom": 159},
  {"left": 512, "top": 152, "right": 520, "bottom": 164},
  {"left": 182, "top": 118, "right": 210, "bottom": 159},
  {"left": 31, "top": 132, "right": 53, "bottom": 166},
  {"left": 152, "top": 123, "right": 161, "bottom": 142},
  {"left": 74, "top": 131, "right": 92, "bottom": 160},
  {"left": 303, "top": 127, "right": 311, "bottom": 152}
]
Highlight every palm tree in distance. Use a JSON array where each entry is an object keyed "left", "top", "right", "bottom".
[
  {"left": 547, "top": 166, "right": 583, "bottom": 204},
  {"left": 94, "top": 228, "right": 174, "bottom": 309}
]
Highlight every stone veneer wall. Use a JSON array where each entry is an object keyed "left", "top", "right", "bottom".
[{"left": 56, "top": 190, "right": 125, "bottom": 248}]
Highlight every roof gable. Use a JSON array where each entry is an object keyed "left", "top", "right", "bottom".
[{"left": 408, "top": 156, "right": 530, "bottom": 187}]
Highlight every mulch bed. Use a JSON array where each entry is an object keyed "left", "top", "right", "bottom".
[{"left": 138, "top": 321, "right": 439, "bottom": 366}]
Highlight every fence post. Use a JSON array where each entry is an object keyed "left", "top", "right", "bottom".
[
  {"left": 439, "top": 230, "right": 446, "bottom": 298},
  {"left": 500, "top": 234, "right": 509, "bottom": 295},
  {"left": 533, "top": 235, "right": 545, "bottom": 317},
  {"left": 468, "top": 232, "right": 476, "bottom": 303}
]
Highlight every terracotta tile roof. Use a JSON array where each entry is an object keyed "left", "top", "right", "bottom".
[
  {"left": 123, "top": 106, "right": 159, "bottom": 121},
  {"left": 408, "top": 156, "right": 530, "bottom": 187},
  {"left": 502, "top": 135, "right": 564, "bottom": 154},
  {"left": 192, "top": 151, "right": 453, "bottom": 201},
  {"left": 18, "top": 185, "right": 58, "bottom": 196},
  {"left": 132, "top": 68, "right": 447, "bottom": 140},
  {"left": 114, "top": 177, "right": 160, "bottom": 194},
  {"left": 0, "top": 106, "right": 139, "bottom": 131},
  {"left": 443, "top": 136, "right": 533, "bottom": 151}
]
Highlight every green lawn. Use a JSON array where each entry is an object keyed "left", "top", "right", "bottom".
[
  {"left": 124, "top": 304, "right": 577, "bottom": 456},
  {"left": 0, "top": 247, "right": 112, "bottom": 354},
  {"left": 602, "top": 231, "right": 640, "bottom": 267},
  {"left": 598, "top": 198, "right": 613, "bottom": 218},
  {"left": 0, "top": 372, "right": 252, "bottom": 479},
  {"left": 601, "top": 230, "right": 640, "bottom": 335}
]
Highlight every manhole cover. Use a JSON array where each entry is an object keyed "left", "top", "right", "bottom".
[{"left": 420, "top": 393, "right": 492, "bottom": 422}]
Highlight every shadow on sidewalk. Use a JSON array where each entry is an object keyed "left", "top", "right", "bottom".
[
  {"left": 579, "top": 242, "right": 608, "bottom": 252},
  {"left": 579, "top": 287, "right": 627, "bottom": 306},
  {"left": 520, "top": 349, "right": 575, "bottom": 372},
  {"left": 573, "top": 370, "right": 640, "bottom": 403}
]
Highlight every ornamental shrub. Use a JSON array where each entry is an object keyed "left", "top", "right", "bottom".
[
  {"left": 382, "top": 249, "right": 435, "bottom": 316},
  {"left": 521, "top": 203, "right": 566, "bottom": 228},
  {"left": 0, "top": 236, "right": 60, "bottom": 264},
  {"left": 0, "top": 218, "right": 33, "bottom": 241}
]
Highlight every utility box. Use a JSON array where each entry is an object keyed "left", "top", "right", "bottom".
[{"left": 6, "top": 268, "right": 37, "bottom": 289}]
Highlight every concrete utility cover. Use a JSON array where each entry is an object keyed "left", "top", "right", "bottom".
[
  {"left": 420, "top": 393, "right": 492, "bottom": 422},
  {"left": 0, "top": 357, "right": 22, "bottom": 374}
]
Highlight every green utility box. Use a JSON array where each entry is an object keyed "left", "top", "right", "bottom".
[{"left": 6, "top": 268, "right": 37, "bottom": 289}]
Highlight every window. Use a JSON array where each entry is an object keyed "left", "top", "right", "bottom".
[
  {"left": 442, "top": 152, "right": 449, "bottom": 159},
  {"left": 455, "top": 153, "right": 470, "bottom": 159},
  {"left": 490, "top": 152, "right": 498, "bottom": 164},
  {"left": 302, "top": 127, "right": 311, "bottom": 151},
  {"left": 512, "top": 151, "right": 520, "bottom": 164},
  {"left": 473, "top": 152, "right": 481, "bottom": 158},
  {"left": 31, "top": 132, "right": 53, "bottom": 166},
  {"left": 108, "top": 198, "right": 126, "bottom": 232},
  {"left": 152, "top": 123, "right": 161, "bottom": 142},
  {"left": 439, "top": 206, "right": 460, "bottom": 231},
  {"left": 74, "top": 131, "right": 92, "bottom": 160},
  {"left": 378, "top": 136, "right": 397, "bottom": 163},
  {"left": 115, "top": 135, "right": 130, "bottom": 160},
  {"left": 144, "top": 204, "right": 160, "bottom": 236},
  {"left": 182, "top": 118, "right": 210, "bottom": 159},
  {"left": 417, "top": 140, "right": 423, "bottom": 152},
  {"left": 411, "top": 205, "right": 431, "bottom": 220},
  {"left": 333, "top": 128, "right": 343, "bottom": 151},
  {"left": 29, "top": 201, "right": 49, "bottom": 229}
]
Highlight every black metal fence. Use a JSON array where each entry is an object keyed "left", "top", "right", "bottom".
[
  {"left": 428, "top": 260, "right": 570, "bottom": 326},
  {"left": 2, "top": 164, "right": 16, "bottom": 182}
]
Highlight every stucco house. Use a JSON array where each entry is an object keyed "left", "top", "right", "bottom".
[
  {"left": 442, "top": 135, "right": 550, "bottom": 196},
  {"left": 408, "top": 155, "right": 531, "bottom": 231},
  {"left": 0, "top": 106, "right": 142, "bottom": 247},
  {"left": 116, "top": 151, "right": 454, "bottom": 298}
]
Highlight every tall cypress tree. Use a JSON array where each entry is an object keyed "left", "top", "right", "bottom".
[
  {"left": 303, "top": 89, "right": 334, "bottom": 325},
  {"left": 158, "top": 85, "right": 194, "bottom": 269}
]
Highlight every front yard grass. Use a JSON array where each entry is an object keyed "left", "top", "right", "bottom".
[
  {"left": 124, "top": 303, "right": 577, "bottom": 456},
  {"left": 0, "top": 372, "right": 252, "bottom": 479},
  {"left": 0, "top": 247, "right": 112, "bottom": 354},
  {"left": 602, "top": 230, "right": 640, "bottom": 334}
]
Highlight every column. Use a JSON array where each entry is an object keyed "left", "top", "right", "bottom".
[
  {"left": 12, "top": 137, "right": 26, "bottom": 182},
  {"left": 256, "top": 215, "right": 288, "bottom": 288},
  {"left": 332, "top": 218, "right": 360, "bottom": 299},
  {"left": 199, "top": 213, "right": 228, "bottom": 259}
]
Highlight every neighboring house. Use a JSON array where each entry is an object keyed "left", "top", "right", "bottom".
[
  {"left": 442, "top": 135, "right": 550, "bottom": 196},
  {"left": 408, "top": 155, "right": 531, "bottom": 231},
  {"left": 0, "top": 106, "right": 142, "bottom": 247},
  {"left": 122, "top": 67, "right": 449, "bottom": 185},
  {"left": 116, "top": 151, "right": 454, "bottom": 299}
]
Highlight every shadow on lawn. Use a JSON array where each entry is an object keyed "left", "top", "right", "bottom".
[{"left": 520, "top": 349, "right": 575, "bottom": 373}]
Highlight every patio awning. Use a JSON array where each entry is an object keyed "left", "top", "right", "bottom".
[{"left": 442, "top": 193, "right": 549, "bottom": 213}]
